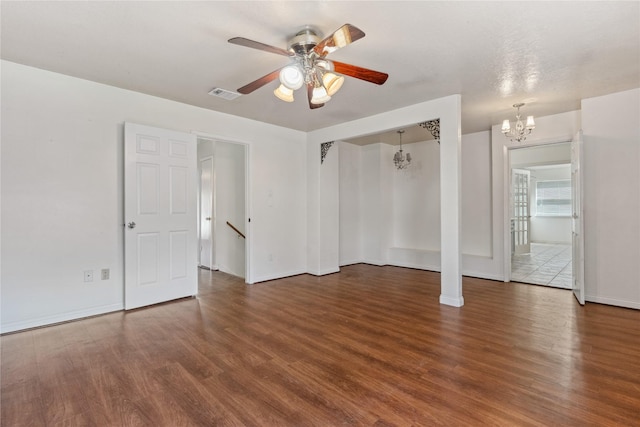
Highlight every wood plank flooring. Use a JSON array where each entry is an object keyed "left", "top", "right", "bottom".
[{"left": 2, "top": 264, "right": 640, "bottom": 426}]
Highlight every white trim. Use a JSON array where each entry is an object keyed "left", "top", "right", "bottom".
[
  {"left": 462, "top": 271, "right": 503, "bottom": 282},
  {"left": 308, "top": 267, "right": 341, "bottom": 276},
  {"left": 440, "top": 295, "right": 464, "bottom": 307},
  {"left": 193, "top": 131, "right": 252, "bottom": 284},
  {"left": 1, "top": 303, "right": 124, "bottom": 334},
  {"left": 339, "top": 259, "right": 365, "bottom": 267},
  {"left": 251, "top": 269, "right": 308, "bottom": 284},
  {"left": 585, "top": 295, "right": 640, "bottom": 310},
  {"left": 198, "top": 155, "right": 215, "bottom": 269},
  {"left": 504, "top": 138, "right": 574, "bottom": 282}
]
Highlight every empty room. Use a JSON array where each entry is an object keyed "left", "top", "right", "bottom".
[{"left": 2, "top": 1, "right": 639, "bottom": 425}]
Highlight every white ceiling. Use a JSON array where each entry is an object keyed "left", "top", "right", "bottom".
[{"left": 2, "top": 1, "right": 638, "bottom": 145}]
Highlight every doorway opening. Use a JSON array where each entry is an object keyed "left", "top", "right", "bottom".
[
  {"left": 197, "top": 137, "right": 248, "bottom": 281},
  {"left": 508, "top": 142, "right": 573, "bottom": 288}
]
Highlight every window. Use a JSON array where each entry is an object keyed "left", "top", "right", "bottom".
[{"left": 535, "top": 180, "right": 571, "bottom": 216}]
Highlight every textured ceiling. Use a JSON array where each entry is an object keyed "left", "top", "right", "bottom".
[{"left": 2, "top": 1, "right": 639, "bottom": 145}]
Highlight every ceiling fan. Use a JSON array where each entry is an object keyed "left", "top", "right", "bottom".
[{"left": 228, "top": 24, "right": 389, "bottom": 109}]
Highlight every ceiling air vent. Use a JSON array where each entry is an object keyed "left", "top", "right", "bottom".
[{"left": 208, "top": 87, "right": 241, "bottom": 100}]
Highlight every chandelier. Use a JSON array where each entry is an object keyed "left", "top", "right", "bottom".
[
  {"left": 393, "top": 130, "right": 411, "bottom": 170},
  {"left": 502, "top": 103, "right": 535, "bottom": 143}
]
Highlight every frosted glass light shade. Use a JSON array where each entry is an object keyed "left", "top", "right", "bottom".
[
  {"left": 311, "top": 86, "right": 331, "bottom": 104},
  {"left": 502, "top": 119, "right": 511, "bottom": 133},
  {"left": 279, "top": 66, "right": 304, "bottom": 90},
  {"left": 274, "top": 84, "right": 294, "bottom": 102},
  {"left": 322, "top": 72, "right": 344, "bottom": 96},
  {"left": 315, "top": 59, "right": 333, "bottom": 71}
]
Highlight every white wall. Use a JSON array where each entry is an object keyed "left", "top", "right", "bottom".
[
  {"left": 338, "top": 141, "right": 362, "bottom": 265},
  {"left": 511, "top": 142, "right": 571, "bottom": 167},
  {"left": 461, "top": 131, "right": 492, "bottom": 258},
  {"left": 338, "top": 131, "right": 493, "bottom": 275},
  {"left": 318, "top": 141, "right": 339, "bottom": 275},
  {"left": 1, "top": 61, "right": 307, "bottom": 332},
  {"left": 214, "top": 141, "right": 246, "bottom": 278},
  {"left": 582, "top": 88, "right": 640, "bottom": 309},
  {"left": 360, "top": 144, "right": 393, "bottom": 265},
  {"left": 392, "top": 139, "right": 441, "bottom": 251},
  {"left": 529, "top": 165, "right": 572, "bottom": 244},
  {"left": 197, "top": 139, "right": 215, "bottom": 267}
]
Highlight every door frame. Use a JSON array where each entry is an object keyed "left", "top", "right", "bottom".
[
  {"left": 194, "top": 132, "right": 252, "bottom": 284},
  {"left": 503, "top": 138, "right": 576, "bottom": 283},
  {"left": 198, "top": 155, "right": 215, "bottom": 270}
]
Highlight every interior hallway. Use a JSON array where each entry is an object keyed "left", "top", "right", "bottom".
[{"left": 511, "top": 243, "right": 573, "bottom": 288}]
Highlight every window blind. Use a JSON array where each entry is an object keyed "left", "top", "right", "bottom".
[{"left": 536, "top": 180, "right": 571, "bottom": 216}]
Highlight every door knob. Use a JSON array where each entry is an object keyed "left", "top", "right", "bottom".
[
  {"left": 127, "top": 222, "right": 136, "bottom": 229},
  {"left": 205, "top": 217, "right": 211, "bottom": 221}
]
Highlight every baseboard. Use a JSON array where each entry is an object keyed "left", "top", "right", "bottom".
[
  {"left": 440, "top": 294, "right": 465, "bottom": 307},
  {"left": 308, "top": 267, "right": 340, "bottom": 276},
  {"left": 389, "top": 260, "right": 440, "bottom": 272},
  {"left": 339, "top": 259, "right": 364, "bottom": 267},
  {"left": 585, "top": 295, "right": 640, "bottom": 310},
  {"left": 251, "top": 269, "right": 308, "bottom": 284},
  {"left": 1, "top": 303, "right": 124, "bottom": 334},
  {"left": 462, "top": 270, "right": 504, "bottom": 282}
]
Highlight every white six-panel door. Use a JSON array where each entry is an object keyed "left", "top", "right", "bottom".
[{"left": 124, "top": 122, "right": 197, "bottom": 310}]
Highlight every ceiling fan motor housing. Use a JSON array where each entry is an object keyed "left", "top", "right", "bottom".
[{"left": 288, "top": 28, "right": 321, "bottom": 54}]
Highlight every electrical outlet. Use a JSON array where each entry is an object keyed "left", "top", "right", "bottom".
[
  {"left": 84, "top": 270, "right": 93, "bottom": 282},
  {"left": 101, "top": 268, "right": 110, "bottom": 280}
]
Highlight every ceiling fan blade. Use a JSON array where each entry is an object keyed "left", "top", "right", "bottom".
[
  {"left": 313, "top": 24, "right": 366, "bottom": 57},
  {"left": 332, "top": 60, "right": 389, "bottom": 85},
  {"left": 237, "top": 68, "right": 282, "bottom": 94},
  {"left": 307, "top": 83, "right": 324, "bottom": 109},
  {"left": 228, "top": 37, "right": 294, "bottom": 57}
]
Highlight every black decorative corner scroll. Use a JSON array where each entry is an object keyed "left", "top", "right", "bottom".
[
  {"left": 321, "top": 141, "right": 334, "bottom": 164},
  {"left": 419, "top": 119, "right": 440, "bottom": 144}
]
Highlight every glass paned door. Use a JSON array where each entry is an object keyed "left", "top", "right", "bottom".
[{"left": 512, "top": 168, "right": 531, "bottom": 255}]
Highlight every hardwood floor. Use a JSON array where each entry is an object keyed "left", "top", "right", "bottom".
[{"left": 2, "top": 264, "right": 639, "bottom": 426}]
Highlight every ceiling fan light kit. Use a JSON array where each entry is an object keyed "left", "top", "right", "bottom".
[
  {"left": 228, "top": 24, "right": 388, "bottom": 109},
  {"left": 279, "top": 66, "right": 304, "bottom": 90},
  {"left": 311, "top": 85, "right": 331, "bottom": 104},
  {"left": 273, "top": 84, "right": 295, "bottom": 102}
]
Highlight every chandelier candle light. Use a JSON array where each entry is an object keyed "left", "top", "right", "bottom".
[
  {"left": 393, "top": 130, "right": 411, "bottom": 170},
  {"left": 502, "top": 103, "right": 535, "bottom": 143}
]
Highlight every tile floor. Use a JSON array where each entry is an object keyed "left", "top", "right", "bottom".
[{"left": 511, "top": 243, "right": 573, "bottom": 288}]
